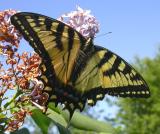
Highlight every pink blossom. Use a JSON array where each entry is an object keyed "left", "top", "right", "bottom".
[
  {"left": 0, "top": 9, "right": 22, "bottom": 47},
  {"left": 58, "top": 6, "right": 99, "bottom": 39}
]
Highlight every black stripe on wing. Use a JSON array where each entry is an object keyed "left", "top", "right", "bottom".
[{"left": 95, "top": 46, "right": 150, "bottom": 97}]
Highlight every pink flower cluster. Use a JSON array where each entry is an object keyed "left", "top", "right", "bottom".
[
  {"left": 5, "top": 109, "right": 32, "bottom": 131},
  {"left": 58, "top": 6, "right": 99, "bottom": 39},
  {"left": 0, "top": 9, "right": 22, "bottom": 47},
  {"left": 0, "top": 7, "right": 100, "bottom": 132},
  {"left": 0, "top": 9, "right": 45, "bottom": 132}
]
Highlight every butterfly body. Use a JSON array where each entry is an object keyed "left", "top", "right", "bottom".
[{"left": 11, "top": 12, "right": 150, "bottom": 118}]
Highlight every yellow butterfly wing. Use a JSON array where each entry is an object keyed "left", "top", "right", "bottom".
[
  {"left": 11, "top": 12, "right": 89, "bottom": 116},
  {"left": 73, "top": 45, "right": 150, "bottom": 106},
  {"left": 11, "top": 12, "right": 87, "bottom": 85}
]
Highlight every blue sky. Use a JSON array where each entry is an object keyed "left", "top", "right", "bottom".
[
  {"left": 1, "top": 0, "right": 160, "bottom": 121},
  {"left": 1, "top": 0, "right": 160, "bottom": 62}
]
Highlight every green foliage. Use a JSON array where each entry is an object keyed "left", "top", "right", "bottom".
[
  {"left": 10, "top": 128, "right": 30, "bottom": 134},
  {"left": 115, "top": 49, "right": 160, "bottom": 134},
  {"left": 31, "top": 108, "right": 70, "bottom": 134},
  {"left": 29, "top": 103, "right": 115, "bottom": 134}
]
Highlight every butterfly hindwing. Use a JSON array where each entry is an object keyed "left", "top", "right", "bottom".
[
  {"left": 75, "top": 45, "right": 150, "bottom": 106},
  {"left": 96, "top": 46, "right": 149, "bottom": 96}
]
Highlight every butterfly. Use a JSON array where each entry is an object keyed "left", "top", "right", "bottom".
[{"left": 11, "top": 12, "right": 150, "bottom": 119}]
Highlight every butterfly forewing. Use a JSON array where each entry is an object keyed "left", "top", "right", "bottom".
[{"left": 11, "top": 12, "right": 86, "bottom": 85}]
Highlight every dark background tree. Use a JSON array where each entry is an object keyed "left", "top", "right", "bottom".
[{"left": 115, "top": 47, "right": 160, "bottom": 134}]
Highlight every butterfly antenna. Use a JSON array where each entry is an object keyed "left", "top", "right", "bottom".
[{"left": 96, "top": 32, "right": 112, "bottom": 38}]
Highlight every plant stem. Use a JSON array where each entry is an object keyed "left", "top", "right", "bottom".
[{"left": 4, "top": 86, "right": 22, "bottom": 108}]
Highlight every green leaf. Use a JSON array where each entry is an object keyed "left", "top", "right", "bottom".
[
  {"left": 0, "top": 125, "right": 5, "bottom": 134},
  {"left": 31, "top": 103, "right": 114, "bottom": 133},
  {"left": 10, "top": 128, "right": 30, "bottom": 134},
  {"left": 46, "top": 106, "right": 67, "bottom": 127},
  {"left": 31, "top": 109, "right": 52, "bottom": 134},
  {"left": 56, "top": 124, "right": 71, "bottom": 134},
  {"left": 0, "top": 118, "right": 8, "bottom": 124},
  {"left": 31, "top": 109, "right": 70, "bottom": 134},
  {"left": 48, "top": 102, "right": 61, "bottom": 114},
  {"left": 62, "top": 111, "right": 115, "bottom": 133}
]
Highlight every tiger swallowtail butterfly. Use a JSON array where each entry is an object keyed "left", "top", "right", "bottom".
[{"left": 11, "top": 12, "right": 150, "bottom": 119}]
